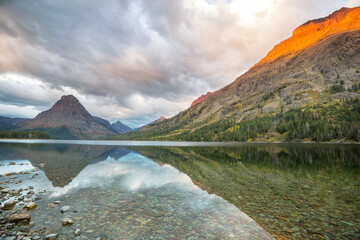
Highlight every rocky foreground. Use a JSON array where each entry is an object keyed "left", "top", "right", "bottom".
[{"left": 0, "top": 162, "right": 103, "bottom": 240}]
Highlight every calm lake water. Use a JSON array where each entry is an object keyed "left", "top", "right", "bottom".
[{"left": 0, "top": 140, "right": 359, "bottom": 240}]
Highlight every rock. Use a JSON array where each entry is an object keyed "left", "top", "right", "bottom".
[
  {"left": 75, "top": 228, "right": 81, "bottom": 236},
  {"left": 45, "top": 233, "right": 58, "bottom": 240},
  {"left": 54, "top": 201, "right": 60, "bottom": 204},
  {"left": 8, "top": 212, "right": 31, "bottom": 222},
  {"left": 32, "top": 236, "right": 41, "bottom": 240},
  {"left": 4, "top": 236, "right": 15, "bottom": 240},
  {"left": 18, "top": 196, "right": 24, "bottom": 201},
  {"left": 29, "top": 221, "right": 35, "bottom": 227},
  {"left": 1, "top": 188, "right": 10, "bottom": 194},
  {"left": 60, "top": 206, "right": 70, "bottom": 213},
  {"left": 25, "top": 202, "right": 37, "bottom": 210},
  {"left": 62, "top": 217, "right": 74, "bottom": 226},
  {"left": 28, "top": 186, "right": 34, "bottom": 189},
  {"left": 9, "top": 162, "right": 15, "bottom": 165},
  {"left": 284, "top": 226, "right": 300, "bottom": 233},
  {"left": 4, "top": 199, "right": 16, "bottom": 209}
]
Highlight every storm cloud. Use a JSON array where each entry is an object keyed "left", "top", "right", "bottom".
[{"left": 0, "top": 0, "right": 357, "bottom": 127}]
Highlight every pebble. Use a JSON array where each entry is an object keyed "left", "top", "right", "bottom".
[
  {"left": 60, "top": 205, "right": 70, "bottom": 213},
  {"left": 62, "top": 217, "right": 74, "bottom": 226},
  {"left": 25, "top": 202, "right": 37, "bottom": 210},
  {"left": 8, "top": 212, "right": 31, "bottom": 222},
  {"left": 4, "top": 199, "right": 16, "bottom": 209},
  {"left": 75, "top": 228, "right": 81, "bottom": 236},
  {"left": 45, "top": 233, "right": 58, "bottom": 240},
  {"left": 1, "top": 188, "right": 10, "bottom": 193}
]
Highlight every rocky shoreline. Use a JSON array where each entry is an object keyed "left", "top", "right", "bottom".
[{"left": 0, "top": 162, "right": 103, "bottom": 240}]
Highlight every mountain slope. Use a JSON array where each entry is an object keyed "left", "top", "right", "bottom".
[
  {"left": 190, "top": 92, "right": 213, "bottom": 107},
  {"left": 114, "top": 7, "right": 360, "bottom": 142},
  {"left": 0, "top": 116, "right": 30, "bottom": 131},
  {"left": 18, "top": 95, "right": 117, "bottom": 139},
  {"left": 93, "top": 116, "right": 113, "bottom": 130},
  {"left": 259, "top": 7, "right": 360, "bottom": 64},
  {"left": 111, "top": 121, "right": 132, "bottom": 133},
  {"left": 93, "top": 116, "right": 132, "bottom": 133}
]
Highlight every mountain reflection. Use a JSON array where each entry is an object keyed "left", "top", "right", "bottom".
[
  {"left": 0, "top": 143, "right": 127, "bottom": 187},
  {"left": 1, "top": 143, "right": 359, "bottom": 239}
]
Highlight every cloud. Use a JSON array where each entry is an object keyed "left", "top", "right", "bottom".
[{"left": 0, "top": 0, "right": 354, "bottom": 127}]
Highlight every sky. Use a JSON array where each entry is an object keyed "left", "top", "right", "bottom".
[{"left": 0, "top": 0, "right": 358, "bottom": 128}]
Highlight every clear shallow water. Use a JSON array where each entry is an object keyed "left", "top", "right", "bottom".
[
  {"left": 0, "top": 141, "right": 359, "bottom": 239},
  {"left": 0, "top": 142, "right": 273, "bottom": 239}
]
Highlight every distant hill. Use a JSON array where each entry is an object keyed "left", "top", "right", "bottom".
[
  {"left": 0, "top": 116, "right": 30, "bottom": 131},
  {"left": 113, "top": 7, "right": 360, "bottom": 142},
  {"left": 111, "top": 121, "right": 132, "bottom": 133},
  {"left": 92, "top": 116, "right": 113, "bottom": 130},
  {"left": 17, "top": 95, "right": 117, "bottom": 139},
  {"left": 92, "top": 117, "right": 132, "bottom": 133}
]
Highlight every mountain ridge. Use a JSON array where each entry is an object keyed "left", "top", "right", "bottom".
[
  {"left": 114, "top": 6, "right": 360, "bottom": 142},
  {"left": 190, "top": 92, "right": 213, "bottom": 107},
  {"left": 258, "top": 6, "right": 360, "bottom": 65}
]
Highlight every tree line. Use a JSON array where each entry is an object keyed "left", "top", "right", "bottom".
[{"left": 0, "top": 131, "right": 50, "bottom": 139}]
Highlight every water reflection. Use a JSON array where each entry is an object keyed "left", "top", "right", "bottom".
[
  {"left": 0, "top": 143, "right": 274, "bottom": 239},
  {"left": 132, "top": 145, "right": 360, "bottom": 239},
  {"left": 1, "top": 142, "right": 359, "bottom": 239}
]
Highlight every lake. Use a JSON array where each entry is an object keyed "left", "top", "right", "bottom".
[{"left": 0, "top": 140, "right": 359, "bottom": 239}]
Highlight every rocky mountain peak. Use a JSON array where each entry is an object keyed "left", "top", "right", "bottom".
[
  {"left": 18, "top": 95, "right": 116, "bottom": 139},
  {"left": 258, "top": 6, "right": 360, "bottom": 64}
]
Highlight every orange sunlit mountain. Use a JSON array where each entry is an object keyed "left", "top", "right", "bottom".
[
  {"left": 136, "top": 6, "right": 360, "bottom": 142},
  {"left": 259, "top": 7, "right": 360, "bottom": 64},
  {"left": 190, "top": 92, "right": 213, "bottom": 107}
]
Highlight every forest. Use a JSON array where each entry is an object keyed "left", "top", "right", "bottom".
[
  {"left": 0, "top": 131, "right": 50, "bottom": 139},
  {"left": 113, "top": 98, "right": 360, "bottom": 142}
]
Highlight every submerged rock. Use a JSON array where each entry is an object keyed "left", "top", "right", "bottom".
[
  {"left": 4, "top": 199, "right": 16, "bottom": 209},
  {"left": 8, "top": 212, "right": 31, "bottom": 222},
  {"left": 1, "top": 188, "right": 10, "bottom": 194},
  {"left": 62, "top": 217, "right": 74, "bottom": 226},
  {"left": 60, "top": 205, "right": 70, "bottom": 213},
  {"left": 45, "top": 233, "right": 58, "bottom": 240},
  {"left": 75, "top": 228, "right": 81, "bottom": 236},
  {"left": 24, "top": 202, "right": 37, "bottom": 210}
]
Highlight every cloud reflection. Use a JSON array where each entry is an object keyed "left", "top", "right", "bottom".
[{"left": 50, "top": 152, "right": 198, "bottom": 197}]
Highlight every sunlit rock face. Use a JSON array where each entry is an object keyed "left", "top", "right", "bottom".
[
  {"left": 190, "top": 92, "right": 213, "bottom": 107},
  {"left": 259, "top": 7, "right": 360, "bottom": 64}
]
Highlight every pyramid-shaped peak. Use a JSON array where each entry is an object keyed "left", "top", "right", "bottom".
[{"left": 60, "top": 95, "right": 78, "bottom": 102}]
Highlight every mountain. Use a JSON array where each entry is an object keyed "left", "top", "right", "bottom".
[
  {"left": 111, "top": 121, "right": 132, "bottom": 133},
  {"left": 115, "top": 7, "right": 360, "bottom": 142},
  {"left": 258, "top": 7, "right": 360, "bottom": 65},
  {"left": 150, "top": 116, "right": 167, "bottom": 124},
  {"left": 17, "top": 95, "right": 117, "bottom": 139},
  {"left": 92, "top": 116, "right": 132, "bottom": 133},
  {"left": 0, "top": 116, "right": 30, "bottom": 131},
  {"left": 190, "top": 92, "right": 213, "bottom": 107},
  {"left": 92, "top": 116, "right": 113, "bottom": 130}
]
